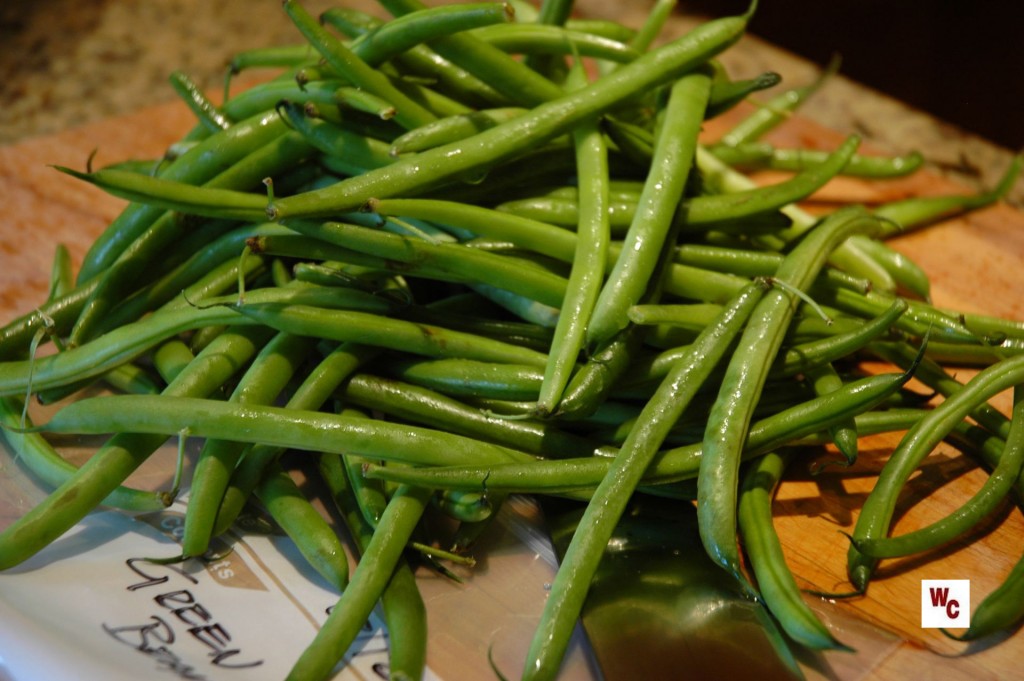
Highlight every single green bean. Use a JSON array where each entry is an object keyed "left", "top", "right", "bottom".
[
  {"left": 0, "top": 286, "right": 389, "bottom": 397},
  {"left": 537, "top": 66, "right": 610, "bottom": 415},
  {"left": 227, "top": 301, "right": 549, "bottom": 368},
  {"left": 255, "top": 462, "right": 349, "bottom": 591},
  {"left": 711, "top": 142, "right": 924, "bottom": 178},
  {"left": 470, "top": 23, "right": 641, "bottom": 63},
  {"left": 738, "top": 450, "right": 851, "bottom": 650},
  {"left": 699, "top": 206, "right": 882, "bottom": 580},
  {"left": 338, "top": 373, "right": 602, "bottom": 459},
  {"left": 706, "top": 68, "right": 782, "bottom": 119},
  {"left": 718, "top": 53, "right": 840, "bottom": 147},
  {"left": 586, "top": 67, "right": 711, "bottom": 348},
  {"left": 282, "top": 219, "right": 569, "bottom": 307},
  {"left": 350, "top": 2, "right": 514, "bottom": 66},
  {"left": 388, "top": 107, "right": 527, "bottom": 155},
  {"left": 169, "top": 71, "right": 231, "bottom": 133}
]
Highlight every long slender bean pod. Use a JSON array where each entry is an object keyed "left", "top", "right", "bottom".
[
  {"left": 738, "top": 450, "right": 851, "bottom": 650},
  {"left": 699, "top": 206, "right": 883, "bottom": 580},
  {"left": 255, "top": 462, "right": 349, "bottom": 591},
  {"left": 586, "top": 68, "right": 711, "bottom": 348},
  {"left": 537, "top": 66, "right": 610, "bottom": 415}
]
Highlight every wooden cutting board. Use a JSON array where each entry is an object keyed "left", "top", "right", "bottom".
[{"left": 1, "top": 97, "right": 1023, "bottom": 681}]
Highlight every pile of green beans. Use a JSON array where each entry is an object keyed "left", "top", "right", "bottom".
[{"left": 3, "top": 1, "right": 1024, "bottom": 679}]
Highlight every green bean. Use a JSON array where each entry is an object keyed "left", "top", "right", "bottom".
[
  {"left": 331, "top": 86, "right": 396, "bottom": 120},
  {"left": 711, "top": 142, "right": 924, "bottom": 178},
  {"left": 586, "top": 68, "right": 711, "bottom": 348},
  {"left": 874, "top": 154, "right": 1022, "bottom": 232},
  {"left": 771, "top": 298, "right": 907, "bottom": 378},
  {"left": 0, "top": 285, "right": 388, "bottom": 397},
  {"left": 537, "top": 66, "right": 610, "bottom": 415},
  {"left": 338, "top": 373, "right": 602, "bottom": 459},
  {"left": 169, "top": 71, "right": 231, "bottom": 133},
  {"left": 229, "top": 300, "right": 549, "bottom": 368},
  {"left": 282, "top": 219, "right": 568, "bottom": 307},
  {"left": 221, "top": 80, "right": 348, "bottom": 123},
  {"left": 255, "top": 462, "right": 349, "bottom": 591},
  {"left": 848, "top": 354, "right": 1024, "bottom": 590},
  {"left": 628, "top": 0, "right": 678, "bottom": 53},
  {"left": 805, "top": 362, "right": 859, "bottom": 467},
  {"left": 869, "top": 340, "right": 1013, "bottom": 439},
  {"left": 389, "top": 107, "right": 527, "bottom": 155},
  {"left": 153, "top": 340, "right": 195, "bottom": 384},
  {"left": 317, "top": 452, "right": 427, "bottom": 680},
  {"left": 470, "top": 23, "right": 641, "bottom": 63},
  {"left": 182, "top": 332, "right": 314, "bottom": 557},
  {"left": 29, "top": 393, "right": 536, "bottom": 471},
  {"left": 845, "top": 235, "right": 931, "bottom": 300},
  {"left": 350, "top": 2, "right": 513, "bottom": 67},
  {"left": 522, "top": 280, "right": 765, "bottom": 680},
  {"left": 363, "top": 368, "right": 914, "bottom": 493},
  {"left": 948, "top": 547, "right": 1024, "bottom": 642},
  {"left": 683, "top": 134, "right": 860, "bottom": 227},
  {"left": 706, "top": 68, "right": 782, "bottom": 119},
  {"left": 738, "top": 450, "right": 851, "bottom": 650},
  {"left": 379, "top": 356, "right": 544, "bottom": 401},
  {"left": 46, "top": 244, "right": 74, "bottom": 304},
  {"left": 286, "top": 483, "right": 431, "bottom": 681},
  {"left": 719, "top": 53, "right": 840, "bottom": 148},
  {"left": 699, "top": 206, "right": 882, "bottom": 580},
  {"left": 0, "top": 396, "right": 168, "bottom": 513},
  {"left": 0, "top": 325, "right": 273, "bottom": 570},
  {"left": 227, "top": 44, "right": 318, "bottom": 74},
  {"left": 853, "top": 384, "right": 1024, "bottom": 561}
]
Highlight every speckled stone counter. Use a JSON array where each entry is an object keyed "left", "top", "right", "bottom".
[{"left": 2, "top": 0, "right": 1021, "bottom": 204}]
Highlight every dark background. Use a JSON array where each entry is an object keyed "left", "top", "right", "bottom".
[{"left": 684, "top": 0, "right": 1024, "bottom": 150}]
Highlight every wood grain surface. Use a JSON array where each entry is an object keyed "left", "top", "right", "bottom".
[{"left": 1, "top": 96, "right": 1023, "bottom": 680}]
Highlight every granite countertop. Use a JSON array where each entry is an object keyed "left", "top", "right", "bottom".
[{"left": 2, "top": 0, "right": 1021, "bottom": 205}]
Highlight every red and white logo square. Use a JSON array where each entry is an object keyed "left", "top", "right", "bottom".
[{"left": 921, "top": 580, "right": 970, "bottom": 629}]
